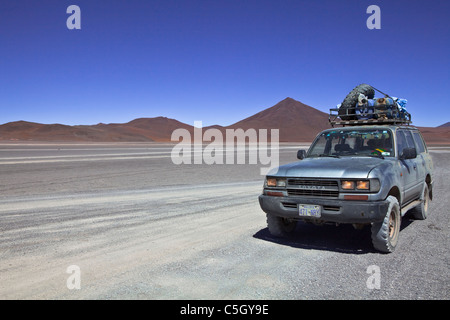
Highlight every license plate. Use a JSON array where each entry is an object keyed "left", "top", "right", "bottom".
[{"left": 298, "top": 204, "right": 321, "bottom": 218}]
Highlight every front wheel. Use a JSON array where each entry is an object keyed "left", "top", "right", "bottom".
[
  {"left": 371, "top": 196, "right": 401, "bottom": 253},
  {"left": 266, "top": 213, "right": 297, "bottom": 237}
]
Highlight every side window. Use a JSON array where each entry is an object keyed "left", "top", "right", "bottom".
[
  {"left": 396, "top": 130, "right": 407, "bottom": 157},
  {"left": 413, "top": 132, "right": 426, "bottom": 153},
  {"left": 403, "top": 130, "right": 416, "bottom": 149}
]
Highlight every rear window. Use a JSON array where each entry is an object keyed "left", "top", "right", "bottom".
[
  {"left": 413, "top": 131, "right": 427, "bottom": 153},
  {"left": 403, "top": 130, "right": 416, "bottom": 149}
]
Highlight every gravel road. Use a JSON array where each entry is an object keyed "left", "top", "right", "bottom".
[{"left": 0, "top": 143, "right": 448, "bottom": 299}]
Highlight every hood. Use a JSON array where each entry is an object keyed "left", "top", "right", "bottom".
[{"left": 269, "top": 157, "right": 389, "bottom": 179}]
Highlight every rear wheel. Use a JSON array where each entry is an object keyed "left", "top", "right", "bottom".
[
  {"left": 411, "top": 183, "right": 429, "bottom": 220},
  {"left": 371, "top": 196, "right": 400, "bottom": 253},
  {"left": 266, "top": 213, "right": 297, "bottom": 237}
]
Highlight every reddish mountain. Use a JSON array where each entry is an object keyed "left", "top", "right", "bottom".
[
  {"left": 228, "top": 97, "right": 329, "bottom": 142},
  {"left": 417, "top": 127, "right": 450, "bottom": 145},
  {"left": 437, "top": 122, "right": 450, "bottom": 128},
  {"left": 0, "top": 120, "right": 153, "bottom": 142},
  {"left": 123, "top": 117, "right": 194, "bottom": 141},
  {"left": 0, "top": 98, "right": 449, "bottom": 144},
  {"left": 92, "top": 117, "right": 195, "bottom": 142}
]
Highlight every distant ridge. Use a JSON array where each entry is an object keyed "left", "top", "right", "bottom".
[
  {"left": 437, "top": 122, "right": 450, "bottom": 128},
  {"left": 0, "top": 98, "right": 449, "bottom": 144}
]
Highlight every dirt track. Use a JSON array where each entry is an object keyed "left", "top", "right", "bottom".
[{"left": 0, "top": 143, "right": 448, "bottom": 299}]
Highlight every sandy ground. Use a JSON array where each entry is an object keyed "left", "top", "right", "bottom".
[{"left": 0, "top": 143, "right": 448, "bottom": 299}]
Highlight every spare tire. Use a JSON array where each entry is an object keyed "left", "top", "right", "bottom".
[{"left": 339, "top": 84, "right": 375, "bottom": 120}]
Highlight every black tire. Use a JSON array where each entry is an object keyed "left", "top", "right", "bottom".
[
  {"left": 410, "top": 183, "right": 429, "bottom": 220},
  {"left": 266, "top": 213, "right": 297, "bottom": 237},
  {"left": 339, "top": 84, "right": 375, "bottom": 120},
  {"left": 371, "top": 196, "right": 401, "bottom": 253}
]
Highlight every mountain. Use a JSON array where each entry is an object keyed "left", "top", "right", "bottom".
[
  {"left": 95, "top": 117, "right": 194, "bottom": 141},
  {"left": 0, "top": 120, "right": 152, "bottom": 142},
  {"left": 228, "top": 97, "right": 329, "bottom": 142},
  {"left": 0, "top": 98, "right": 329, "bottom": 142},
  {"left": 0, "top": 98, "right": 449, "bottom": 144},
  {"left": 0, "top": 118, "right": 191, "bottom": 142},
  {"left": 437, "top": 122, "right": 450, "bottom": 128},
  {"left": 417, "top": 126, "right": 450, "bottom": 145}
]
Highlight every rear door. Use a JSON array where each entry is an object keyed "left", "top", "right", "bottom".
[
  {"left": 396, "top": 129, "right": 418, "bottom": 203},
  {"left": 403, "top": 130, "right": 422, "bottom": 198},
  {"left": 411, "top": 130, "right": 427, "bottom": 183}
]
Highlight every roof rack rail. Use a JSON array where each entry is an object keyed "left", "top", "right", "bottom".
[{"left": 329, "top": 106, "right": 412, "bottom": 127}]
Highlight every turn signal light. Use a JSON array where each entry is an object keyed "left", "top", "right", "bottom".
[{"left": 344, "top": 195, "right": 369, "bottom": 201}]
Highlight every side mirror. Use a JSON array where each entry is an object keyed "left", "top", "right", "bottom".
[
  {"left": 297, "top": 150, "right": 307, "bottom": 160},
  {"left": 400, "top": 147, "right": 417, "bottom": 160}
]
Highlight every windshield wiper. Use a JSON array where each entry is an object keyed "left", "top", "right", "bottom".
[
  {"left": 368, "top": 154, "right": 385, "bottom": 159},
  {"left": 318, "top": 154, "right": 340, "bottom": 158}
]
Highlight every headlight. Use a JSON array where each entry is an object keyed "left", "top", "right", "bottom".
[
  {"left": 341, "top": 180, "right": 369, "bottom": 190},
  {"left": 266, "top": 177, "right": 286, "bottom": 187},
  {"left": 341, "top": 180, "right": 355, "bottom": 190},
  {"left": 267, "top": 178, "right": 277, "bottom": 187},
  {"left": 341, "top": 179, "right": 380, "bottom": 192},
  {"left": 356, "top": 180, "right": 370, "bottom": 190}
]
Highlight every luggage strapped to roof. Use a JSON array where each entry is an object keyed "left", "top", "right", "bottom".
[{"left": 330, "top": 85, "right": 412, "bottom": 127}]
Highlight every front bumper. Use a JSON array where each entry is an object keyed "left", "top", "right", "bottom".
[{"left": 259, "top": 194, "right": 390, "bottom": 224}]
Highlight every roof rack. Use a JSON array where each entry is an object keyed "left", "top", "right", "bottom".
[{"left": 329, "top": 106, "right": 412, "bottom": 127}]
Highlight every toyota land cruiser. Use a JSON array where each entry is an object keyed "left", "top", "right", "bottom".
[{"left": 258, "top": 123, "right": 434, "bottom": 253}]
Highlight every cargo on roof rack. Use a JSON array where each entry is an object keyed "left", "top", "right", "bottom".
[{"left": 329, "top": 105, "right": 412, "bottom": 127}]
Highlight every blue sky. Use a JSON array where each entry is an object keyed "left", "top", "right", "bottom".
[{"left": 1, "top": 0, "right": 449, "bottom": 127}]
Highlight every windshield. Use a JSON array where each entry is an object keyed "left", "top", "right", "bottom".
[{"left": 308, "top": 128, "right": 394, "bottom": 158}]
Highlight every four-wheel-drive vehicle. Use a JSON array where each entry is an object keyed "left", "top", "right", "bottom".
[{"left": 259, "top": 122, "right": 434, "bottom": 253}]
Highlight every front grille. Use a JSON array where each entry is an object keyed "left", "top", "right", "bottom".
[
  {"left": 286, "top": 178, "right": 339, "bottom": 198},
  {"left": 287, "top": 179, "right": 338, "bottom": 187},
  {"left": 287, "top": 189, "right": 339, "bottom": 198}
]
